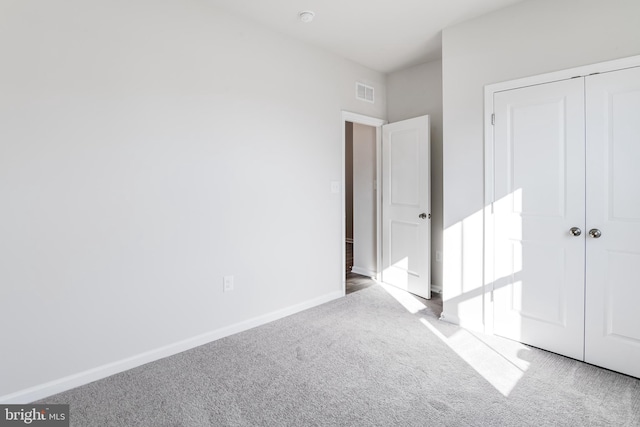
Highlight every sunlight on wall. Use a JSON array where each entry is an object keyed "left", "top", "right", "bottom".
[
  {"left": 442, "top": 207, "right": 485, "bottom": 328},
  {"left": 442, "top": 189, "right": 524, "bottom": 337}
]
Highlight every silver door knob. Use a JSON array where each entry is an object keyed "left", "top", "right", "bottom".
[
  {"left": 569, "top": 227, "right": 582, "bottom": 237},
  {"left": 419, "top": 213, "right": 428, "bottom": 219},
  {"left": 589, "top": 229, "right": 602, "bottom": 238}
]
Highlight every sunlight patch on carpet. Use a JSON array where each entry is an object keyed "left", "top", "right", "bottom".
[
  {"left": 420, "top": 318, "right": 530, "bottom": 397},
  {"left": 378, "top": 282, "right": 427, "bottom": 314},
  {"left": 379, "top": 278, "right": 532, "bottom": 397}
]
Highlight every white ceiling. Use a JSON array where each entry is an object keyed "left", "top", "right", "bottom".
[{"left": 211, "top": 0, "right": 527, "bottom": 74}]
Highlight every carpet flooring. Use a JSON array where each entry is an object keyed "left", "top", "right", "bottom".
[{"left": 38, "top": 281, "right": 640, "bottom": 426}]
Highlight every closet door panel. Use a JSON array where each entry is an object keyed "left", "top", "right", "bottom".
[
  {"left": 493, "top": 78, "right": 586, "bottom": 360},
  {"left": 585, "top": 66, "right": 640, "bottom": 378}
]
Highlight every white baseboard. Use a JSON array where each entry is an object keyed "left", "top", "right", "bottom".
[
  {"left": 0, "top": 290, "right": 342, "bottom": 404},
  {"left": 439, "top": 311, "right": 459, "bottom": 325},
  {"left": 431, "top": 283, "right": 443, "bottom": 294},
  {"left": 350, "top": 266, "right": 376, "bottom": 278},
  {"left": 439, "top": 312, "right": 487, "bottom": 334}
]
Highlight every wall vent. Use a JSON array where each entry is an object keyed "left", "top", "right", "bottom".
[{"left": 356, "top": 82, "right": 374, "bottom": 103}]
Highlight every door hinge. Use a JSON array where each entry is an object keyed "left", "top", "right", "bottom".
[{"left": 491, "top": 113, "right": 495, "bottom": 125}]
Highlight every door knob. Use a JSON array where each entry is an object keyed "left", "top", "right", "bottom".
[
  {"left": 569, "top": 227, "right": 582, "bottom": 237},
  {"left": 419, "top": 213, "right": 428, "bottom": 219},
  {"left": 589, "top": 229, "right": 602, "bottom": 238}
]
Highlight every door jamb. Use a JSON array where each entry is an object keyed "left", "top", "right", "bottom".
[{"left": 341, "top": 111, "right": 386, "bottom": 295}]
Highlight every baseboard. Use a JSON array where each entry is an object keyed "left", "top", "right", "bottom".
[
  {"left": 439, "top": 312, "right": 487, "bottom": 334},
  {"left": 350, "top": 266, "right": 376, "bottom": 278},
  {"left": 431, "top": 283, "right": 442, "bottom": 294},
  {"left": 0, "top": 290, "right": 343, "bottom": 404},
  {"left": 439, "top": 311, "right": 459, "bottom": 325}
]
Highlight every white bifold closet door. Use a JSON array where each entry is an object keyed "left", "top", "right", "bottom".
[
  {"left": 492, "top": 66, "right": 640, "bottom": 378},
  {"left": 492, "top": 78, "right": 586, "bottom": 361},
  {"left": 584, "top": 67, "right": 640, "bottom": 378}
]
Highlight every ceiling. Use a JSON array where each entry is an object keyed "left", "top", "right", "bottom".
[{"left": 211, "top": 0, "right": 527, "bottom": 74}]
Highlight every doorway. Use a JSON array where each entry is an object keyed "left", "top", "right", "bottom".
[
  {"left": 341, "top": 112, "right": 385, "bottom": 295},
  {"left": 345, "top": 121, "right": 377, "bottom": 278}
]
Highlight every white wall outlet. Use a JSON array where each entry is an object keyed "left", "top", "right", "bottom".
[
  {"left": 223, "top": 275, "right": 234, "bottom": 292},
  {"left": 436, "top": 251, "right": 442, "bottom": 263},
  {"left": 330, "top": 181, "right": 340, "bottom": 194}
]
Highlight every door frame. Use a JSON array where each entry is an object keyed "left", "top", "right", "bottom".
[
  {"left": 341, "top": 111, "right": 386, "bottom": 295},
  {"left": 483, "top": 54, "right": 640, "bottom": 334}
]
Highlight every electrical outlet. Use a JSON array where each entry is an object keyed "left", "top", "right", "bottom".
[
  {"left": 436, "top": 251, "right": 442, "bottom": 263},
  {"left": 223, "top": 275, "right": 234, "bottom": 292}
]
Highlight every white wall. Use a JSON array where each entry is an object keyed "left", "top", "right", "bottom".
[
  {"left": 441, "top": 0, "right": 640, "bottom": 329},
  {"left": 352, "top": 123, "right": 376, "bottom": 276},
  {"left": 387, "top": 61, "right": 443, "bottom": 292},
  {"left": 0, "top": 0, "right": 386, "bottom": 401}
]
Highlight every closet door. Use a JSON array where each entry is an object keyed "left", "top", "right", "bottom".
[
  {"left": 585, "top": 66, "right": 640, "bottom": 378},
  {"left": 492, "top": 78, "right": 586, "bottom": 360}
]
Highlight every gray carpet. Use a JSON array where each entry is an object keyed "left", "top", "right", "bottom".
[{"left": 39, "top": 283, "right": 640, "bottom": 426}]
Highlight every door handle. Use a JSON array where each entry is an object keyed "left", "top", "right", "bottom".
[
  {"left": 419, "top": 213, "right": 429, "bottom": 219},
  {"left": 569, "top": 227, "right": 582, "bottom": 237},
  {"left": 589, "top": 229, "right": 602, "bottom": 238}
]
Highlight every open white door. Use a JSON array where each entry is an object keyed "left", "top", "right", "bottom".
[{"left": 381, "top": 116, "right": 430, "bottom": 299}]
